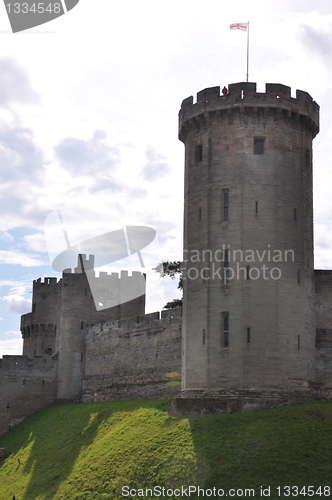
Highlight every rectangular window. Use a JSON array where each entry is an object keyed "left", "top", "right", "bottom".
[
  {"left": 224, "top": 250, "right": 230, "bottom": 284},
  {"left": 254, "top": 138, "right": 265, "bottom": 155},
  {"left": 198, "top": 207, "right": 201, "bottom": 222},
  {"left": 222, "top": 312, "right": 229, "bottom": 348},
  {"left": 223, "top": 191, "right": 229, "bottom": 221},
  {"left": 247, "top": 327, "right": 251, "bottom": 344},
  {"left": 298, "top": 335, "right": 300, "bottom": 350},
  {"left": 195, "top": 144, "right": 203, "bottom": 163},
  {"left": 255, "top": 201, "right": 258, "bottom": 215},
  {"left": 202, "top": 329, "right": 206, "bottom": 346}
]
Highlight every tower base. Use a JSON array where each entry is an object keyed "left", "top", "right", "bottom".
[{"left": 172, "top": 386, "right": 332, "bottom": 418}]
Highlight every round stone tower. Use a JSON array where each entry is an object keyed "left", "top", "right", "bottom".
[{"left": 179, "top": 82, "right": 319, "bottom": 393}]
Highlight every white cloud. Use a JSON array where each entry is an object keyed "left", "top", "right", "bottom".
[
  {"left": 0, "top": 279, "right": 30, "bottom": 291},
  {"left": 53, "top": 130, "right": 119, "bottom": 175},
  {"left": 0, "top": 250, "right": 46, "bottom": 267},
  {"left": 0, "top": 58, "right": 39, "bottom": 108},
  {"left": 23, "top": 232, "right": 48, "bottom": 253},
  {"left": 4, "top": 296, "right": 31, "bottom": 315},
  {"left": 140, "top": 147, "right": 170, "bottom": 181},
  {"left": 0, "top": 280, "right": 31, "bottom": 315},
  {"left": 0, "top": 337, "right": 23, "bottom": 358},
  {"left": 0, "top": 231, "right": 13, "bottom": 242}
]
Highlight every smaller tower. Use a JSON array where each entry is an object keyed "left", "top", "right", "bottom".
[{"left": 21, "top": 277, "right": 59, "bottom": 357}]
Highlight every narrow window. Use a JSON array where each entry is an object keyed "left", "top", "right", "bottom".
[
  {"left": 305, "top": 148, "right": 310, "bottom": 168},
  {"left": 223, "top": 314, "right": 229, "bottom": 348},
  {"left": 118, "top": 305, "right": 121, "bottom": 326},
  {"left": 247, "top": 265, "right": 250, "bottom": 280},
  {"left": 247, "top": 327, "right": 251, "bottom": 344},
  {"left": 224, "top": 192, "right": 229, "bottom": 221},
  {"left": 23, "top": 379, "right": 25, "bottom": 386},
  {"left": 255, "top": 201, "right": 258, "bottom": 215},
  {"left": 81, "top": 353, "right": 84, "bottom": 362},
  {"left": 32, "top": 303, "right": 36, "bottom": 313},
  {"left": 224, "top": 250, "right": 230, "bottom": 284},
  {"left": 137, "top": 315, "right": 140, "bottom": 324},
  {"left": 254, "top": 138, "right": 265, "bottom": 155},
  {"left": 298, "top": 335, "right": 300, "bottom": 350},
  {"left": 294, "top": 208, "right": 297, "bottom": 221},
  {"left": 195, "top": 144, "right": 203, "bottom": 163},
  {"left": 202, "top": 329, "right": 206, "bottom": 346},
  {"left": 198, "top": 207, "right": 201, "bottom": 222},
  {"left": 297, "top": 270, "right": 301, "bottom": 285},
  {"left": 81, "top": 320, "right": 84, "bottom": 330},
  {"left": 42, "top": 380, "right": 45, "bottom": 386}
]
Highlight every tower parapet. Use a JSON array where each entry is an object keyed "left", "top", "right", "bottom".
[{"left": 179, "top": 82, "right": 319, "bottom": 142}]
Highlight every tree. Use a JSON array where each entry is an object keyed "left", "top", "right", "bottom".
[{"left": 153, "top": 261, "right": 183, "bottom": 309}]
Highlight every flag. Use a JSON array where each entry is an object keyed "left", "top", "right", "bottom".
[{"left": 230, "top": 23, "right": 248, "bottom": 31}]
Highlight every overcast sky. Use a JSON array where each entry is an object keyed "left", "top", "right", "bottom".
[{"left": 0, "top": 0, "right": 332, "bottom": 357}]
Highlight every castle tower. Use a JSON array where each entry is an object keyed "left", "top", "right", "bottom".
[
  {"left": 21, "top": 277, "right": 59, "bottom": 358},
  {"left": 179, "top": 82, "right": 319, "bottom": 393},
  {"left": 56, "top": 254, "right": 146, "bottom": 400}
]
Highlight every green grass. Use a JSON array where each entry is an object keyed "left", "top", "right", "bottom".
[{"left": 0, "top": 400, "right": 332, "bottom": 499}]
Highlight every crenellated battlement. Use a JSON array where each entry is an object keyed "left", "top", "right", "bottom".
[
  {"left": 0, "top": 353, "right": 56, "bottom": 370},
  {"left": 179, "top": 82, "right": 319, "bottom": 142},
  {"left": 33, "top": 277, "right": 60, "bottom": 288},
  {"left": 20, "top": 322, "right": 56, "bottom": 339},
  {"left": 87, "top": 307, "right": 181, "bottom": 335}
]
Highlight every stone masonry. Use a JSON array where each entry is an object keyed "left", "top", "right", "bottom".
[{"left": 1, "top": 82, "right": 332, "bottom": 433}]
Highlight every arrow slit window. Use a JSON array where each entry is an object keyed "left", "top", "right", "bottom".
[
  {"left": 195, "top": 144, "right": 203, "bottom": 163},
  {"left": 222, "top": 312, "right": 229, "bottom": 348},
  {"left": 223, "top": 191, "right": 229, "bottom": 221}
]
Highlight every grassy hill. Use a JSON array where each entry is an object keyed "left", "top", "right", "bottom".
[{"left": 0, "top": 400, "right": 332, "bottom": 499}]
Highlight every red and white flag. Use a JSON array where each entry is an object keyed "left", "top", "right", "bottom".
[{"left": 230, "top": 23, "right": 248, "bottom": 31}]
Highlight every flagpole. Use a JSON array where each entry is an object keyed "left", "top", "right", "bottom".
[{"left": 246, "top": 21, "right": 249, "bottom": 82}]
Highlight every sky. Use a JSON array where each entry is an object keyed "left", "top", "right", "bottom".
[{"left": 0, "top": 0, "right": 332, "bottom": 357}]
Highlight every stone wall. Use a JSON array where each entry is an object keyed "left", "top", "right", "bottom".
[
  {"left": 172, "top": 387, "right": 332, "bottom": 418},
  {"left": 315, "top": 270, "right": 332, "bottom": 386},
  {"left": 0, "top": 354, "right": 57, "bottom": 437},
  {"left": 82, "top": 308, "right": 182, "bottom": 402}
]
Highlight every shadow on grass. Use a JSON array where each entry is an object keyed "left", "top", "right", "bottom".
[
  {"left": 187, "top": 401, "right": 332, "bottom": 498},
  {"left": 0, "top": 399, "right": 168, "bottom": 499}
]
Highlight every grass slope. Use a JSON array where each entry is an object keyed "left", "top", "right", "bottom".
[{"left": 0, "top": 400, "right": 332, "bottom": 499}]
